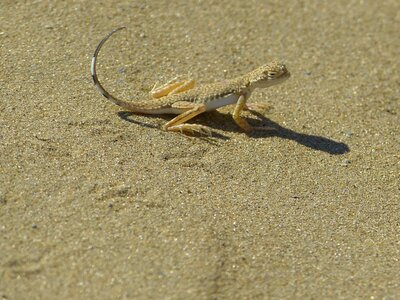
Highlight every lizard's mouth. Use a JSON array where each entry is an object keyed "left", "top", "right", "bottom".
[
  {"left": 282, "top": 71, "right": 291, "bottom": 78},
  {"left": 276, "top": 71, "right": 291, "bottom": 83}
]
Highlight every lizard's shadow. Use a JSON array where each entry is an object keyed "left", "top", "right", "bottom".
[
  {"left": 246, "top": 111, "right": 349, "bottom": 154},
  {"left": 117, "top": 111, "right": 230, "bottom": 140},
  {"left": 117, "top": 110, "right": 350, "bottom": 154}
]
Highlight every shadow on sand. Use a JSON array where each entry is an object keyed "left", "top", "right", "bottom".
[{"left": 118, "top": 110, "right": 349, "bottom": 155}]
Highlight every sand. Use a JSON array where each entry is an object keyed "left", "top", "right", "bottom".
[{"left": 1, "top": 0, "right": 399, "bottom": 299}]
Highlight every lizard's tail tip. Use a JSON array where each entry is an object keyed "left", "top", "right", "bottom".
[{"left": 114, "top": 26, "right": 126, "bottom": 32}]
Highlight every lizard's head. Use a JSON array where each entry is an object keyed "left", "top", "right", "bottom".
[{"left": 249, "top": 62, "right": 290, "bottom": 88}]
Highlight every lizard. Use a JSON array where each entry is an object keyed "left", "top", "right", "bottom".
[{"left": 91, "top": 27, "right": 290, "bottom": 136}]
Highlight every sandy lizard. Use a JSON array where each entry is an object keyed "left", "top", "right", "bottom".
[{"left": 91, "top": 27, "right": 290, "bottom": 136}]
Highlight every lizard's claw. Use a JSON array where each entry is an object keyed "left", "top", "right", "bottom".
[{"left": 244, "top": 103, "right": 272, "bottom": 112}]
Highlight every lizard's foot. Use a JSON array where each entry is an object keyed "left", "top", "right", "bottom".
[
  {"left": 166, "top": 124, "right": 212, "bottom": 136},
  {"left": 244, "top": 103, "right": 272, "bottom": 112},
  {"left": 150, "top": 77, "right": 195, "bottom": 99},
  {"left": 233, "top": 117, "right": 254, "bottom": 132},
  {"left": 150, "top": 77, "right": 178, "bottom": 94}
]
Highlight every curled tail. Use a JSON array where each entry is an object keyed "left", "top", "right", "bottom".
[{"left": 91, "top": 27, "right": 135, "bottom": 109}]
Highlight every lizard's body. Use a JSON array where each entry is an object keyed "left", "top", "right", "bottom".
[{"left": 91, "top": 27, "right": 290, "bottom": 135}]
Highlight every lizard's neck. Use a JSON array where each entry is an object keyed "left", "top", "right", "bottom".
[{"left": 231, "top": 74, "right": 255, "bottom": 93}]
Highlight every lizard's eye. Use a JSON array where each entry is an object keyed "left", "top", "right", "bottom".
[{"left": 268, "top": 72, "right": 277, "bottom": 77}]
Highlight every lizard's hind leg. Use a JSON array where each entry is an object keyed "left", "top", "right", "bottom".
[
  {"left": 150, "top": 78, "right": 195, "bottom": 99},
  {"left": 163, "top": 102, "right": 212, "bottom": 136}
]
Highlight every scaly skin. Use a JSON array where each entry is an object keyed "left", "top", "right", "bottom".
[{"left": 91, "top": 27, "right": 290, "bottom": 135}]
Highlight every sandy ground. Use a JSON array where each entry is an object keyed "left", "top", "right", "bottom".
[{"left": 1, "top": 0, "right": 399, "bottom": 299}]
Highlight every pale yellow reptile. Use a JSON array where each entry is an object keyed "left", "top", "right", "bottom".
[{"left": 91, "top": 27, "right": 290, "bottom": 135}]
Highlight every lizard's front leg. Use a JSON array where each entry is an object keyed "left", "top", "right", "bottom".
[
  {"left": 232, "top": 93, "right": 253, "bottom": 132},
  {"left": 233, "top": 94, "right": 275, "bottom": 132}
]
